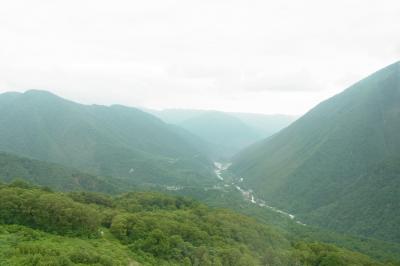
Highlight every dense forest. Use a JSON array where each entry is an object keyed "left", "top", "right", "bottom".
[
  {"left": 0, "top": 181, "right": 392, "bottom": 266},
  {"left": 162, "top": 185, "right": 400, "bottom": 264}
]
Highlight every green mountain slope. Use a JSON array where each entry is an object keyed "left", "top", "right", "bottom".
[
  {"left": 0, "top": 90, "right": 215, "bottom": 186},
  {"left": 0, "top": 152, "right": 120, "bottom": 193},
  {"left": 0, "top": 183, "right": 386, "bottom": 265},
  {"left": 307, "top": 157, "right": 400, "bottom": 243},
  {"left": 231, "top": 61, "right": 400, "bottom": 242}
]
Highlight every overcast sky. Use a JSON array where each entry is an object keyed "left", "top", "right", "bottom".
[{"left": 0, "top": 0, "right": 399, "bottom": 115}]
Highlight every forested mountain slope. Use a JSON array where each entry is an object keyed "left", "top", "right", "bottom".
[
  {"left": 0, "top": 90, "right": 215, "bottom": 186},
  {"left": 0, "top": 152, "right": 120, "bottom": 193},
  {"left": 0, "top": 183, "right": 386, "bottom": 265},
  {"left": 231, "top": 61, "right": 400, "bottom": 242}
]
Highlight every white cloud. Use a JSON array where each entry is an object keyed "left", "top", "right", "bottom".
[{"left": 0, "top": 0, "right": 399, "bottom": 115}]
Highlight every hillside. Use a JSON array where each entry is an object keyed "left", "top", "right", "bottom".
[
  {"left": 0, "top": 90, "right": 215, "bottom": 186},
  {"left": 0, "top": 183, "right": 386, "bottom": 265},
  {"left": 0, "top": 152, "right": 121, "bottom": 193},
  {"left": 231, "top": 61, "right": 400, "bottom": 242},
  {"left": 307, "top": 157, "right": 400, "bottom": 242}
]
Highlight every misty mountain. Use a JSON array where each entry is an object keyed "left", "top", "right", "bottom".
[
  {"left": 0, "top": 90, "right": 216, "bottom": 186},
  {"left": 231, "top": 112, "right": 297, "bottom": 137},
  {"left": 145, "top": 108, "right": 207, "bottom": 124},
  {"left": 179, "top": 111, "right": 264, "bottom": 159},
  {"left": 231, "top": 61, "right": 400, "bottom": 242},
  {"left": 147, "top": 108, "right": 296, "bottom": 159}
]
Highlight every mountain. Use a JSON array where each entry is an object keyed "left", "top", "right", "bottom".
[
  {"left": 231, "top": 61, "right": 400, "bottom": 242},
  {"left": 180, "top": 111, "right": 264, "bottom": 159},
  {"left": 0, "top": 152, "right": 119, "bottom": 193},
  {"left": 148, "top": 108, "right": 296, "bottom": 159},
  {"left": 167, "top": 124, "right": 225, "bottom": 161},
  {"left": 0, "top": 90, "right": 215, "bottom": 186}
]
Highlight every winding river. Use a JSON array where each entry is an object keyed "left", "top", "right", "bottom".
[{"left": 214, "top": 162, "right": 306, "bottom": 226}]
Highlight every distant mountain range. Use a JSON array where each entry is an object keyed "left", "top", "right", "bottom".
[
  {"left": 0, "top": 90, "right": 215, "bottom": 186},
  {"left": 1, "top": 62, "right": 399, "bottom": 249},
  {"left": 146, "top": 108, "right": 296, "bottom": 159},
  {"left": 231, "top": 61, "right": 400, "bottom": 242},
  {"left": 0, "top": 63, "right": 399, "bottom": 264}
]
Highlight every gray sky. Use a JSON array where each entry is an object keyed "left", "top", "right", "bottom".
[{"left": 0, "top": 0, "right": 399, "bottom": 115}]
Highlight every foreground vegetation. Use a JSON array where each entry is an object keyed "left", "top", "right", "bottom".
[
  {"left": 0, "top": 182, "right": 389, "bottom": 265},
  {"left": 163, "top": 185, "right": 400, "bottom": 264}
]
